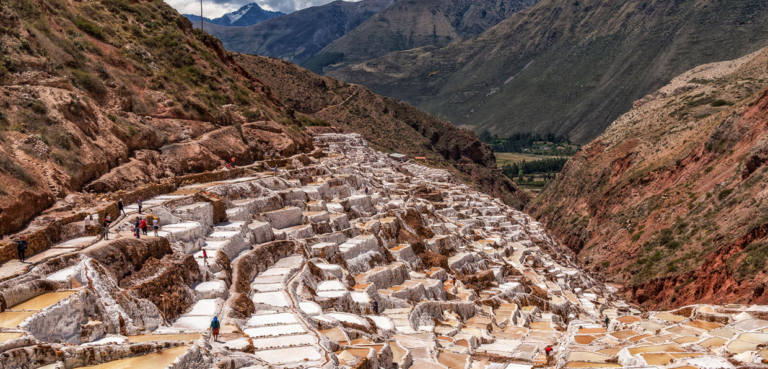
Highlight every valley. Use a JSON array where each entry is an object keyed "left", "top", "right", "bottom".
[{"left": 3, "top": 0, "right": 768, "bottom": 368}]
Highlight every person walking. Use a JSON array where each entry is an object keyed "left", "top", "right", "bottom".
[
  {"left": 153, "top": 217, "right": 160, "bottom": 237},
  {"left": 604, "top": 316, "right": 610, "bottom": 329},
  {"left": 545, "top": 345, "right": 552, "bottom": 358},
  {"left": 118, "top": 199, "right": 126, "bottom": 216},
  {"left": 373, "top": 300, "right": 379, "bottom": 315},
  {"left": 139, "top": 218, "right": 148, "bottom": 235},
  {"left": 365, "top": 187, "right": 369, "bottom": 195},
  {"left": 103, "top": 215, "right": 111, "bottom": 240},
  {"left": 231, "top": 157, "right": 236, "bottom": 168},
  {"left": 202, "top": 249, "right": 209, "bottom": 266},
  {"left": 134, "top": 217, "right": 141, "bottom": 239},
  {"left": 210, "top": 316, "right": 221, "bottom": 341},
  {"left": 137, "top": 198, "right": 143, "bottom": 214},
  {"left": 274, "top": 165, "right": 278, "bottom": 176},
  {"left": 15, "top": 235, "right": 28, "bottom": 263}
]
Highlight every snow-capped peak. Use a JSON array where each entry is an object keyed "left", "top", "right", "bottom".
[{"left": 226, "top": 3, "right": 256, "bottom": 23}]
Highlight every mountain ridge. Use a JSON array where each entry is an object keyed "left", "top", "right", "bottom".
[
  {"left": 184, "top": 3, "right": 284, "bottom": 27},
  {"left": 302, "top": 0, "right": 539, "bottom": 73},
  {"left": 326, "top": 0, "right": 768, "bottom": 144},
  {"left": 195, "top": 0, "right": 394, "bottom": 64}
]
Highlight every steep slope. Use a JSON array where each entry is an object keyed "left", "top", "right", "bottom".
[
  {"left": 197, "top": 0, "right": 393, "bottom": 64},
  {"left": 184, "top": 3, "right": 284, "bottom": 27},
  {"left": 0, "top": 0, "right": 313, "bottom": 235},
  {"left": 328, "top": 0, "right": 768, "bottom": 144},
  {"left": 304, "top": 0, "right": 538, "bottom": 73},
  {"left": 0, "top": 0, "right": 523, "bottom": 236},
  {"left": 234, "top": 54, "right": 529, "bottom": 208},
  {"left": 529, "top": 46, "right": 768, "bottom": 309}
]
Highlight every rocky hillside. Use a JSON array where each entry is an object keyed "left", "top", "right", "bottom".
[
  {"left": 184, "top": 3, "right": 284, "bottom": 28},
  {"left": 529, "top": 46, "right": 768, "bottom": 309},
  {"left": 328, "top": 0, "right": 768, "bottom": 144},
  {"left": 303, "top": 0, "right": 538, "bottom": 73},
  {"left": 197, "top": 0, "right": 394, "bottom": 64},
  {"left": 0, "top": 0, "right": 520, "bottom": 236},
  {"left": 235, "top": 54, "right": 529, "bottom": 208}
]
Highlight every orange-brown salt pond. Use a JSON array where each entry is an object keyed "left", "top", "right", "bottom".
[{"left": 73, "top": 345, "right": 188, "bottom": 369}]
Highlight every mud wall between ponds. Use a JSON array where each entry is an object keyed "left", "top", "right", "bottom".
[{"left": 227, "top": 240, "right": 301, "bottom": 318}]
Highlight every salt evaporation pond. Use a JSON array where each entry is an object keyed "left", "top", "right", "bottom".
[
  {"left": 127, "top": 333, "right": 201, "bottom": 342},
  {"left": 12, "top": 291, "right": 76, "bottom": 310},
  {"left": 74, "top": 346, "right": 189, "bottom": 369}
]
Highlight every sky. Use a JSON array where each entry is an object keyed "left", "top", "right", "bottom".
[{"left": 165, "top": 0, "right": 352, "bottom": 18}]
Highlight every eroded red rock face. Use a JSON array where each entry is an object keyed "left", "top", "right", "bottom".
[{"left": 531, "top": 47, "right": 768, "bottom": 309}]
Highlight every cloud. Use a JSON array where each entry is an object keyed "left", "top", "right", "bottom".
[{"left": 164, "top": 0, "right": 359, "bottom": 18}]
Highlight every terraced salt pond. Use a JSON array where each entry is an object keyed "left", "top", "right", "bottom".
[
  {"left": 0, "top": 291, "right": 77, "bottom": 328},
  {"left": 0, "top": 311, "right": 36, "bottom": 328},
  {"left": 73, "top": 346, "right": 189, "bottom": 369},
  {"left": 0, "top": 332, "right": 23, "bottom": 343},
  {"left": 11, "top": 291, "right": 76, "bottom": 310},
  {"left": 5, "top": 133, "right": 768, "bottom": 369},
  {"left": 126, "top": 333, "right": 201, "bottom": 342}
]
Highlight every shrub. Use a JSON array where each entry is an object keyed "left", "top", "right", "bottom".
[
  {"left": 71, "top": 69, "right": 107, "bottom": 96},
  {"left": 74, "top": 18, "right": 105, "bottom": 40},
  {"left": 296, "top": 114, "right": 331, "bottom": 128},
  {"left": 0, "top": 156, "right": 36, "bottom": 186},
  {"left": 127, "top": 124, "right": 138, "bottom": 137},
  {"left": 35, "top": 134, "right": 49, "bottom": 145},
  {"left": 242, "top": 109, "right": 261, "bottom": 121},
  {"left": 736, "top": 241, "right": 768, "bottom": 279},
  {"left": 718, "top": 188, "right": 734, "bottom": 201},
  {"left": 30, "top": 100, "right": 47, "bottom": 114},
  {"left": 711, "top": 100, "right": 734, "bottom": 107}
]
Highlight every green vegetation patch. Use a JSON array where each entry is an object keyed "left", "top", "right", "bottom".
[
  {"left": 711, "top": 100, "right": 734, "bottom": 107},
  {"left": 481, "top": 131, "right": 578, "bottom": 156},
  {"left": 74, "top": 18, "right": 105, "bottom": 40},
  {"left": 730, "top": 241, "right": 768, "bottom": 280},
  {"left": 296, "top": 114, "right": 330, "bottom": 128},
  {"left": 0, "top": 156, "right": 37, "bottom": 186},
  {"left": 70, "top": 69, "right": 107, "bottom": 96}
]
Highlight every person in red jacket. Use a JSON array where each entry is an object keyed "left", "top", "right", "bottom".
[
  {"left": 139, "top": 219, "right": 148, "bottom": 235},
  {"left": 545, "top": 345, "right": 552, "bottom": 358}
]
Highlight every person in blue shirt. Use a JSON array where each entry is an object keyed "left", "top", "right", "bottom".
[{"left": 210, "top": 316, "right": 221, "bottom": 341}]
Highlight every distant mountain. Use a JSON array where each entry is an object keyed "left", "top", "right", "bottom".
[
  {"left": 197, "top": 0, "right": 393, "bottom": 64},
  {"left": 184, "top": 3, "right": 283, "bottom": 28},
  {"left": 303, "top": 0, "right": 538, "bottom": 73},
  {"left": 326, "top": 0, "right": 768, "bottom": 144}
]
